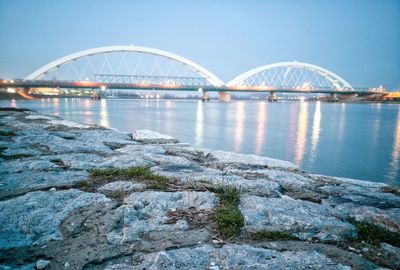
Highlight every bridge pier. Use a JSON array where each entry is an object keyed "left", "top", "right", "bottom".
[
  {"left": 219, "top": 92, "right": 231, "bottom": 102},
  {"left": 328, "top": 93, "right": 338, "bottom": 102},
  {"left": 268, "top": 92, "right": 277, "bottom": 102},
  {"left": 201, "top": 91, "right": 210, "bottom": 102}
]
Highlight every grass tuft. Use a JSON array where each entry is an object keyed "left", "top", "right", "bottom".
[
  {"left": 212, "top": 206, "right": 244, "bottom": 237},
  {"left": 0, "top": 130, "right": 16, "bottom": 137},
  {"left": 206, "top": 181, "right": 244, "bottom": 238},
  {"left": 347, "top": 217, "right": 400, "bottom": 247},
  {"left": 90, "top": 166, "right": 169, "bottom": 190},
  {"left": 249, "top": 230, "right": 299, "bottom": 241}
]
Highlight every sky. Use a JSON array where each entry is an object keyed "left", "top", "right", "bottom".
[{"left": 0, "top": 0, "right": 399, "bottom": 89}]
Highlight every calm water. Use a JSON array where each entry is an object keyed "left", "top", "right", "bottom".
[{"left": 2, "top": 98, "right": 399, "bottom": 185}]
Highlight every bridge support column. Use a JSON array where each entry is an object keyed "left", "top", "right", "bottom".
[
  {"left": 329, "top": 93, "right": 338, "bottom": 102},
  {"left": 201, "top": 91, "right": 210, "bottom": 102},
  {"left": 219, "top": 92, "right": 231, "bottom": 102},
  {"left": 268, "top": 92, "right": 277, "bottom": 102}
]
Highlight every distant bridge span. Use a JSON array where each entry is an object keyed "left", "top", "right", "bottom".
[{"left": 0, "top": 45, "right": 387, "bottom": 101}]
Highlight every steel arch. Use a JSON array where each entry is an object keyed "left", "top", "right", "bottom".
[
  {"left": 25, "top": 45, "right": 224, "bottom": 86},
  {"left": 227, "top": 61, "right": 353, "bottom": 90}
]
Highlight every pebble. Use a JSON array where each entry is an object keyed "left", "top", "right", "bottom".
[{"left": 36, "top": 259, "right": 50, "bottom": 269}]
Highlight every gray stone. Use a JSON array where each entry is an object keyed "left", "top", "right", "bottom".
[
  {"left": 0, "top": 264, "right": 35, "bottom": 270},
  {"left": 98, "top": 181, "right": 146, "bottom": 193},
  {"left": 35, "top": 259, "right": 50, "bottom": 269},
  {"left": 332, "top": 203, "right": 400, "bottom": 232},
  {"left": 43, "top": 153, "right": 104, "bottom": 170},
  {"left": 0, "top": 147, "right": 42, "bottom": 157},
  {"left": 240, "top": 195, "right": 356, "bottom": 241},
  {"left": 13, "top": 134, "right": 114, "bottom": 155},
  {"left": 0, "top": 189, "right": 110, "bottom": 250},
  {"left": 0, "top": 159, "right": 57, "bottom": 174},
  {"left": 106, "top": 191, "right": 216, "bottom": 244},
  {"left": 151, "top": 164, "right": 282, "bottom": 197},
  {"left": 132, "top": 130, "right": 179, "bottom": 144},
  {"left": 110, "top": 244, "right": 351, "bottom": 270},
  {"left": 0, "top": 170, "right": 89, "bottom": 199},
  {"left": 207, "top": 150, "right": 298, "bottom": 170}
]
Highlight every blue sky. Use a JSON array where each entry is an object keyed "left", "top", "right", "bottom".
[{"left": 0, "top": 0, "right": 399, "bottom": 89}]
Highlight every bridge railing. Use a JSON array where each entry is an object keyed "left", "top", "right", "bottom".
[{"left": 94, "top": 74, "right": 209, "bottom": 87}]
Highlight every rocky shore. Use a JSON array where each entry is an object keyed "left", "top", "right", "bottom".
[{"left": 0, "top": 107, "right": 399, "bottom": 270}]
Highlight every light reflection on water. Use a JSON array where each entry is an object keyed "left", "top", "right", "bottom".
[
  {"left": 255, "top": 101, "right": 267, "bottom": 155},
  {"left": 2, "top": 98, "right": 399, "bottom": 185},
  {"left": 309, "top": 101, "right": 321, "bottom": 165},
  {"left": 387, "top": 108, "right": 400, "bottom": 184},
  {"left": 294, "top": 101, "right": 308, "bottom": 164}
]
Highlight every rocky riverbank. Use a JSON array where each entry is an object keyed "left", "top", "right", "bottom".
[{"left": 0, "top": 107, "right": 399, "bottom": 270}]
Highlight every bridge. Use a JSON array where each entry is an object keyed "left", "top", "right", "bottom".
[{"left": 0, "top": 45, "right": 387, "bottom": 102}]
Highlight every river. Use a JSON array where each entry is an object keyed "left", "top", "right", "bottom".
[{"left": 2, "top": 98, "right": 399, "bottom": 186}]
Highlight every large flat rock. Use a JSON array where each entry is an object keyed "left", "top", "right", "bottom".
[
  {"left": 240, "top": 195, "right": 356, "bottom": 242},
  {"left": 0, "top": 189, "right": 110, "bottom": 250},
  {"left": 0, "top": 170, "right": 89, "bottom": 199},
  {"left": 151, "top": 164, "right": 282, "bottom": 197},
  {"left": 106, "top": 191, "right": 216, "bottom": 245},
  {"left": 103, "top": 244, "right": 351, "bottom": 270},
  {"left": 132, "top": 130, "right": 179, "bottom": 144}
]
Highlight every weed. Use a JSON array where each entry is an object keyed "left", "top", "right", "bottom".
[
  {"left": 347, "top": 217, "right": 400, "bottom": 247},
  {"left": 249, "top": 230, "right": 299, "bottom": 241},
  {"left": 90, "top": 166, "right": 169, "bottom": 190},
  {"left": 0, "top": 130, "right": 15, "bottom": 137},
  {"left": 212, "top": 206, "right": 244, "bottom": 237}
]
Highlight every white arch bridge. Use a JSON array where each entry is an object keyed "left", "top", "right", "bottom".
[{"left": 1, "top": 45, "right": 382, "bottom": 101}]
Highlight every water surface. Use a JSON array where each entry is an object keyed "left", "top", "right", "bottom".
[{"left": 2, "top": 98, "right": 399, "bottom": 185}]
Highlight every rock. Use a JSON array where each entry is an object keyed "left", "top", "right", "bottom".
[
  {"left": 0, "top": 159, "right": 57, "bottom": 174},
  {"left": 98, "top": 153, "right": 154, "bottom": 168},
  {"left": 116, "top": 144, "right": 192, "bottom": 166},
  {"left": 207, "top": 150, "right": 298, "bottom": 170},
  {"left": 25, "top": 115, "right": 55, "bottom": 120},
  {"left": 116, "top": 144, "right": 166, "bottom": 155},
  {"left": 240, "top": 195, "right": 356, "bottom": 242},
  {"left": 13, "top": 134, "right": 114, "bottom": 155},
  {"left": 0, "top": 170, "right": 89, "bottom": 199},
  {"left": 0, "top": 263, "right": 35, "bottom": 270},
  {"left": 0, "top": 190, "right": 110, "bottom": 250},
  {"left": 106, "top": 191, "right": 216, "bottom": 245},
  {"left": 98, "top": 181, "right": 146, "bottom": 193},
  {"left": 35, "top": 259, "right": 50, "bottom": 269},
  {"left": 0, "top": 147, "right": 42, "bottom": 158},
  {"left": 320, "top": 185, "right": 400, "bottom": 210},
  {"left": 47, "top": 119, "right": 94, "bottom": 129},
  {"left": 109, "top": 244, "right": 351, "bottom": 270},
  {"left": 332, "top": 204, "right": 400, "bottom": 232},
  {"left": 43, "top": 153, "right": 104, "bottom": 170},
  {"left": 151, "top": 164, "right": 282, "bottom": 197},
  {"left": 132, "top": 130, "right": 179, "bottom": 144}
]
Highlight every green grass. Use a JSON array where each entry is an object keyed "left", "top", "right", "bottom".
[
  {"left": 347, "top": 217, "right": 400, "bottom": 247},
  {"left": 90, "top": 166, "right": 169, "bottom": 190},
  {"left": 212, "top": 206, "right": 244, "bottom": 237},
  {"left": 207, "top": 182, "right": 244, "bottom": 238},
  {"left": 74, "top": 180, "right": 88, "bottom": 188},
  {"left": 250, "top": 230, "right": 299, "bottom": 241},
  {"left": 204, "top": 181, "right": 242, "bottom": 207},
  {"left": 0, "top": 130, "right": 15, "bottom": 137}
]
